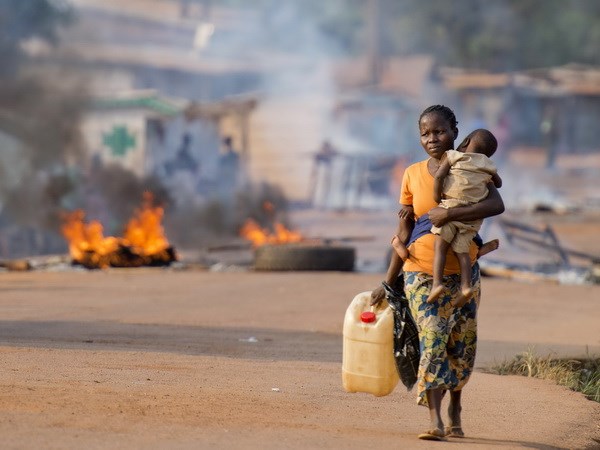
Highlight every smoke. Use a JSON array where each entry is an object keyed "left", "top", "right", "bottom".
[
  {"left": 165, "top": 180, "right": 292, "bottom": 250},
  {"left": 0, "top": 41, "right": 176, "bottom": 256},
  {"left": 9, "top": 1, "right": 594, "bottom": 260},
  {"left": 0, "top": 73, "right": 88, "bottom": 222},
  {"left": 206, "top": 2, "right": 364, "bottom": 202}
]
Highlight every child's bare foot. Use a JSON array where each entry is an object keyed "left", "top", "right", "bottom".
[
  {"left": 391, "top": 235, "right": 409, "bottom": 260},
  {"left": 453, "top": 287, "right": 473, "bottom": 308},
  {"left": 477, "top": 239, "right": 499, "bottom": 258},
  {"left": 426, "top": 285, "right": 444, "bottom": 304}
]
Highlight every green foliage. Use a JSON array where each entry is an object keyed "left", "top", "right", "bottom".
[
  {"left": 381, "top": 0, "right": 600, "bottom": 70},
  {"left": 217, "top": 0, "right": 600, "bottom": 71}
]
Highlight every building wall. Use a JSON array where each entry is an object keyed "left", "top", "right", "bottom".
[
  {"left": 220, "top": 93, "right": 331, "bottom": 202},
  {"left": 146, "top": 114, "right": 221, "bottom": 202},
  {"left": 81, "top": 108, "right": 149, "bottom": 177}
]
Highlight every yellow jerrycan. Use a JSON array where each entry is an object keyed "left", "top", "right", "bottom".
[{"left": 342, "top": 291, "right": 399, "bottom": 397}]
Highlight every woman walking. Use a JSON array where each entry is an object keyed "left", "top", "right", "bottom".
[{"left": 371, "top": 105, "right": 504, "bottom": 441}]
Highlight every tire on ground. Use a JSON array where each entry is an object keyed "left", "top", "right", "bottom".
[{"left": 253, "top": 244, "right": 355, "bottom": 271}]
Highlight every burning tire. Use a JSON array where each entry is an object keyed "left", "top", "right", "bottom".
[{"left": 253, "top": 244, "right": 355, "bottom": 272}]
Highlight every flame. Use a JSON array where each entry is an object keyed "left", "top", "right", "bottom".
[
  {"left": 240, "top": 218, "right": 303, "bottom": 247},
  {"left": 61, "top": 210, "right": 120, "bottom": 268},
  {"left": 123, "top": 193, "right": 169, "bottom": 255},
  {"left": 60, "top": 193, "right": 173, "bottom": 268}
]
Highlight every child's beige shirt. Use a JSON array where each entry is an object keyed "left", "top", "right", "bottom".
[{"left": 442, "top": 149, "right": 497, "bottom": 205}]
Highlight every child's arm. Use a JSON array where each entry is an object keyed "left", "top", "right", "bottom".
[
  {"left": 371, "top": 206, "right": 414, "bottom": 306},
  {"left": 433, "top": 158, "right": 452, "bottom": 203},
  {"left": 391, "top": 204, "right": 414, "bottom": 256},
  {"left": 491, "top": 172, "right": 502, "bottom": 188},
  {"left": 397, "top": 204, "right": 414, "bottom": 245},
  {"left": 397, "top": 204, "right": 414, "bottom": 221}
]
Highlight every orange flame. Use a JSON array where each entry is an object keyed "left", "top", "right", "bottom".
[
  {"left": 123, "top": 193, "right": 169, "bottom": 255},
  {"left": 240, "top": 218, "right": 303, "bottom": 247},
  {"left": 61, "top": 193, "right": 172, "bottom": 267},
  {"left": 61, "top": 210, "right": 119, "bottom": 267}
]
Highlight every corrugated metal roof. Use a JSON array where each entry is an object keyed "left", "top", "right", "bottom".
[
  {"left": 333, "top": 55, "right": 434, "bottom": 98},
  {"left": 440, "top": 68, "right": 511, "bottom": 90},
  {"left": 90, "top": 90, "right": 184, "bottom": 115},
  {"left": 184, "top": 96, "right": 258, "bottom": 119},
  {"left": 440, "top": 64, "right": 600, "bottom": 96}
]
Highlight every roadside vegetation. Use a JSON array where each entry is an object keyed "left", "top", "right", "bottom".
[{"left": 490, "top": 349, "right": 600, "bottom": 403}]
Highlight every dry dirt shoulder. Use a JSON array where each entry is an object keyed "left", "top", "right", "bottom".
[{"left": 0, "top": 270, "right": 599, "bottom": 449}]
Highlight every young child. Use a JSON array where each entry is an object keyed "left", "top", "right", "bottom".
[{"left": 392, "top": 128, "right": 502, "bottom": 306}]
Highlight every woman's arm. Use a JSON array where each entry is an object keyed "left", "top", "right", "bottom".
[{"left": 428, "top": 183, "right": 504, "bottom": 228}]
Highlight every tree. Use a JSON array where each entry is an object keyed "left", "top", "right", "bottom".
[
  {"left": 378, "top": 0, "right": 600, "bottom": 71},
  {"left": 221, "top": 0, "right": 600, "bottom": 71}
]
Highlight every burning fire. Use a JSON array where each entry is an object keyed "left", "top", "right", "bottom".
[
  {"left": 123, "top": 195, "right": 170, "bottom": 256},
  {"left": 61, "top": 210, "right": 119, "bottom": 264},
  {"left": 240, "top": 202, "right": 303, "bottom": 247},
  {"left": 240, "top": 219, "right": 303, "bottom": 247},
  {"left": 61, "top": 193, "right": 175, "bottom": 268}
]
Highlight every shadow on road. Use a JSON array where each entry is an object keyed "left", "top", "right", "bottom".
[{"left": 0, "top": 320, "right": 343, "bottom": 362}]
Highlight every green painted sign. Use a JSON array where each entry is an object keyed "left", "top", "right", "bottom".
[{"left": 103, "top": 125, "right": 136, "bottom": 157}]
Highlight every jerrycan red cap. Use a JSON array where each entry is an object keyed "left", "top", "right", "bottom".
[{"left": 360, "top": 311, "right": 376, "bottom": 323}]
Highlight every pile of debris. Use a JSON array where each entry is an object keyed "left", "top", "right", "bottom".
[
  {"left": 59, "top": 194, "right": 177, "bottom": 270},
  {"left": 480, "top": 218, "right": 600, "bottom": 285}
]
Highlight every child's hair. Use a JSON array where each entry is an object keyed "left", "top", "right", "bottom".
[
  {"left": 463, "top": 128, "right": 498, "bottom": 157},
  {"left": 419, "top": 105, "right": 458, "bottom": 129}
]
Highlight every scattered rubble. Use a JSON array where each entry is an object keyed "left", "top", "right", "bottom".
[{"left": 480, "top": 218, "right": 600, "bottom": 285}]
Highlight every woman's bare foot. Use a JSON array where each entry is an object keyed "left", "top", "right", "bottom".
[
  {"left": 391, "top": 235, "right": 409, "bottom": 260},
  {"left": 418, "top": 428, "right": 447, "bottom": 441},
  {"left": 446, "top": 393, "right": 464, "bottom": 438},
  {"left": 477, "top": 239, "right": 499, "bottom": 258},
  {"left": 422, "top": 388, "right": 446, "bottom": 441},
  {"left": 426, "top": 284, "right": 444, "bottom": 304}
]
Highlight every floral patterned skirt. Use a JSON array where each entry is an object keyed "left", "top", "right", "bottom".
[{"left": 404, "top": 264, "right": 480, "bottom": 406}]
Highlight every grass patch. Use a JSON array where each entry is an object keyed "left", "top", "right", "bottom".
[{"left": 489, "top": 349, "right": 600, "bottom": 403}]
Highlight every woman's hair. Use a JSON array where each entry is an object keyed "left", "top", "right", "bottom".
[{"left": 419, "top": 105, "right": 458, "bottom": 128}]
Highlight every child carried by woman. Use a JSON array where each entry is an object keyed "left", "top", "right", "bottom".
[{"left": 392, "top": 128, "right": 502, "bottom": 307}]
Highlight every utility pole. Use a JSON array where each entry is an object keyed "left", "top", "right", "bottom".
[{"left": 366, "top": 0, "right": 381, "bottom": 86}]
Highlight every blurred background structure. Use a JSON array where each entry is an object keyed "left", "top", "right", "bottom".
[{"left": 0, "top": 0, "right": 599, "bottom": 259}]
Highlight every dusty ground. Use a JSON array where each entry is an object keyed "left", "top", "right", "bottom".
[
  {"left": 1, "top": 261, "right": 599, "bottom": 449},
  {"left": 2, "top": 183, "right": 600, "bottom": 449}
]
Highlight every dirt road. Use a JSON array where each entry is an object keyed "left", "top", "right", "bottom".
[{"left": 1, "top": 269, "right": 599, "bottom": 449}]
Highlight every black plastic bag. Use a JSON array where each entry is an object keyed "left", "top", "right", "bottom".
[{"left": 382, "top": 277, "right": 420, "bottom": 390}]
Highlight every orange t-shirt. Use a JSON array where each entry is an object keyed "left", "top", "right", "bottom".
[{"left": 400, "top": 159, "right": 478, "bottom": 275}]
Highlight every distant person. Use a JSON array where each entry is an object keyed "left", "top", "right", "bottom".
[
  {"left": 218, "top": 136, "right": 241, "bottom": 194},
  {"left": 314, "top": 140, "right": 338, "bottom": 165},
  {"left": 309, "top": 140, "right": 338, "bottom": 207},
  {"left": 392, "top": 129, "right": 502, "bottom": 306},
  {"left": 493, "top": 113, "right": 512, "bottom": 165},
  {"left": 164, "top": 133, "right": 198, "bottom": 176},
  {"left": 541, "top": 105, "right": 559, "bottom": 169}
]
